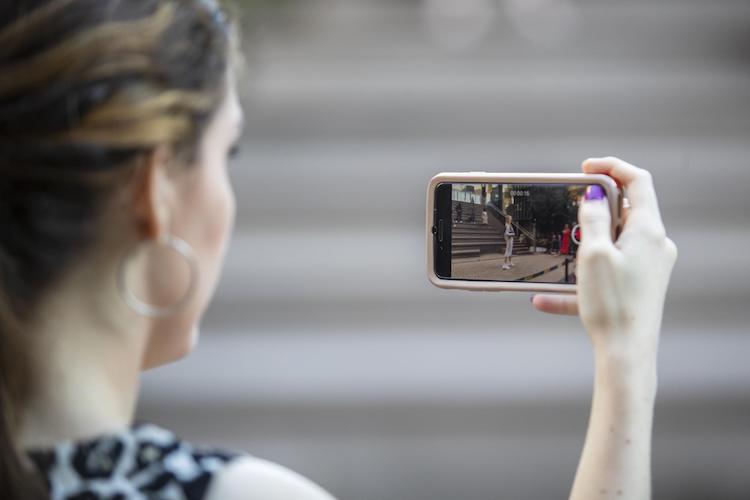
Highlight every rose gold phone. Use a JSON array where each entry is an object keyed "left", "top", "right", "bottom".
[{"left": 426, "top": 172, "right": 623, "bottom": 293}]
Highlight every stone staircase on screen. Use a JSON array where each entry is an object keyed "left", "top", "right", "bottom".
[
  {"left": 451, "top": 222, "right": 531, "bottom": 260},
  {"left": 451, "top": 201, "right": 531, "bottom": 260}
]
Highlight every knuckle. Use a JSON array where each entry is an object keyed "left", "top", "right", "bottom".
[
  {"left": 604, "top": 156, "right": 625, "bottom": 169},
  {"left": 611, "top": 157, "right": 654, "bottom": 185},
  {"left": 642, "top": 222, "right": 667, "bottom": 242},
  {"left": 664, "top": 237, "right": 678, "bottom": 262},
  {"left": 580, "top": 207, "right": 607, "bottom": 225},
  {"left": 637, "top": 168, "right": 653, "bottom": 184},
  {"left": 580, "top": 242, "right": 615, "bottom": 263}
]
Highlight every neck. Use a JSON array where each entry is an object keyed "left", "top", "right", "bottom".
[{"left": 18, "top": 272, "right": 147, "bottom": 449}]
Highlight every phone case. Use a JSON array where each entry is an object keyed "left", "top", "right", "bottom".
[{"left": 426, "top": 172, "right": 623, "bottom": 293}]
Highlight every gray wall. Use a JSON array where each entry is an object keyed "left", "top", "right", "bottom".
[{"left": 139, "top": 1, "right": 750, "bottom": 499}]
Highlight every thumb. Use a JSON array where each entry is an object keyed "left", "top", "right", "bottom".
[{"left": 578, "top": 185, "right": 613, "bottom": 246}]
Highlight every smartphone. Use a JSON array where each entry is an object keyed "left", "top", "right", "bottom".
[{"left": 426, "top": 172, "right": 623, "bottom": 293}]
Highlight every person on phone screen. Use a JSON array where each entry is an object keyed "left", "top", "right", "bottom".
[
  {"left": 0, "top": 1, "right": 677, "bottom": 498},
  {"left": 561, "top": 223, "right": 572, "bottom": 255},
  {"left": 502, "top": 215, "right": 515, "bottom": 270},
  {"left": 551, "top": 233, "right": 561, "bottom": 255}
]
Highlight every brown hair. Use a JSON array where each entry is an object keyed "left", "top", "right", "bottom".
[{"left": 0, "top": 0, "right": 233, "bottom": 496}]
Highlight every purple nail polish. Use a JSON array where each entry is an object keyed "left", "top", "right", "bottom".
[{"left": 585, "top": 185, "right": 606, "bottom": 201}]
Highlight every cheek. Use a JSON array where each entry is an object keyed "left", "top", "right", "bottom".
[
  {"left": 193, "top": 169, "right": 235, "bottom": 289},
  {"left": 170, "top": 159, "right": 236, "bottom": 320},
  {"left": 143, "top": 164, "right": 234, "bottom": 369}
]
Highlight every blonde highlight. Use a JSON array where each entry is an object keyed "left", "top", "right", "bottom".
[
  {"left": 0, "top": 0, "right": 77, "bottom": 55},
  {"left": 0, "top": 3, "right": 174, "bottom": 96}
]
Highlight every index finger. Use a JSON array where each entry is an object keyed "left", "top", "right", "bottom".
[{"left": 581, "top": 157, "right": 661, "bottom": 218}]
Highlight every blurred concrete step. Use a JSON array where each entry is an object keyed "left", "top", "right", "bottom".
[
  {"left": 211, "top": 225, "right": 749, "bottom": 306},
  {"left": 245, "top": 0, "right": 750, "bottom": 63},
  {"left": 139, "top": 327, "right": 750, "bottom": 407}
]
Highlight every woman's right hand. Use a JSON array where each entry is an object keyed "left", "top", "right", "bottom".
[
  {"left": 532, "top": 157, "right": 678, "bottom": 500},
  {"left": 532, "top": 157, "right": 678, "bottom": 359}
]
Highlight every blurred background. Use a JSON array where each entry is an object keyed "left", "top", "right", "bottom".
[{"left": 138, "top": 1, "right": 750, "bottom": 499}]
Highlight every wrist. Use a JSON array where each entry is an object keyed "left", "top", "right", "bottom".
[
  {"left": 589, "top": 321, "right": 660, "bottom": 362},
  {"left": 593, "top": 346, "right": 658, "bottom": 403}
]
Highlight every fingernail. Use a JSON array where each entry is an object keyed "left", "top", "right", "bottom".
[{"left": 584, "top": 185, "right": 606, "bottom": 201}]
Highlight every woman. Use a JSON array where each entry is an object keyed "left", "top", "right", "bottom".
[
  {"left": 502, "top": 214, "right": 515, "bottom": 270},
  {"left": 551, "top": 233, "right": 561, "bottom": 255},
  {"left": 0, "top": 1, "right": 677, "bottom": 499},
  {"left": 561, "top": 223, "right": 572, "bottom": 255}
]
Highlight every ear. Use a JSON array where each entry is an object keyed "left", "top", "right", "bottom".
[{"left": 131, "top": 146, "right": 174, "bottom": 241}]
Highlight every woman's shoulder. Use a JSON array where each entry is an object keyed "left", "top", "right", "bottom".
[
  {"left": 206, "top": 456, "right": 336, "bottom": 500},
  {"left": 26, "top": 422, "right": 243, "bottom": 500}
]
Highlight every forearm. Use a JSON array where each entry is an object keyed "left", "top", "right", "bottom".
[{"left": 570, "top": 337, "right": 658, "bottom": 500}]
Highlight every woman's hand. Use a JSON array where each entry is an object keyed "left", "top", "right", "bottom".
[
  {"left": 532, "top": 157, "right": 678, "bottom": 358},
  {"left": 531, "top": 157, "right": 678, "bottom": 500}
]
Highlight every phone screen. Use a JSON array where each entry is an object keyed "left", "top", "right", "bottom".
[{"left": 434, "top": 182, "right": 593, "bottom": 284}]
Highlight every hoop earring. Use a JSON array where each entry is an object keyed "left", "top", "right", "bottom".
[{"left": 117, "top": 235, "right": 199, "bottom": 318}]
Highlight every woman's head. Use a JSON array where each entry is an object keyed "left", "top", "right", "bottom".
[
  {"left": 506, "top": 215, "right": 512, "bottom": 223},
  {"left": 0, "top": 0, "right": 240, "bottom": 493}
]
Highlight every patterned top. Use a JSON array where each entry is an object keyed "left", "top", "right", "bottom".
[{"left": 26, "top": 423, "right": 241, "bottom": 500}]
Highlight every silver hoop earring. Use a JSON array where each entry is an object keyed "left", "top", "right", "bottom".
[{"left": 117, "top": 235, "right": 199, "bottom": 318}]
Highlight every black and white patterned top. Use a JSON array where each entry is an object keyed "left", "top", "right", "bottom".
[{"left": 26, "top": 422, "right": 242, "bottom": 500}]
